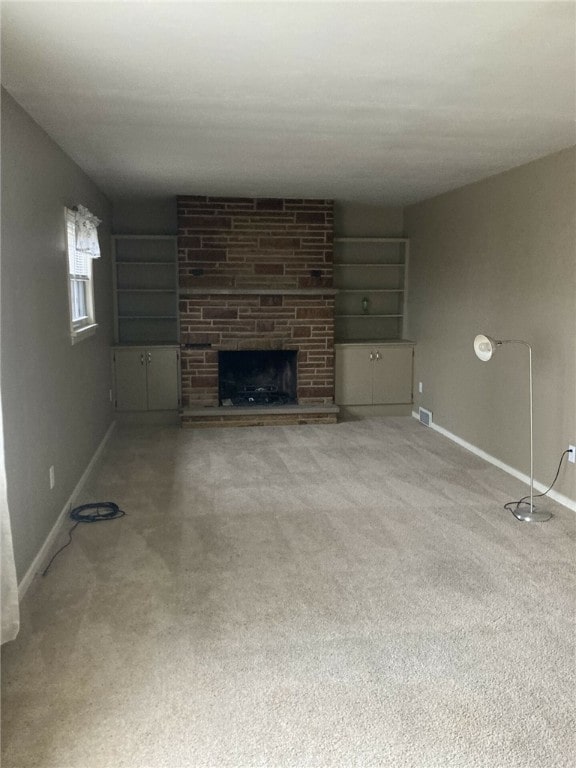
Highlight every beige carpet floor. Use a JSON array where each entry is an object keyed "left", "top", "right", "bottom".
[{"left": 2, "top": 417, "right": 575, "bottom": 768}]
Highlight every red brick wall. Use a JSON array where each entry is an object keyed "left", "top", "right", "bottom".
[{"left": 177, "top": 196, "right": 335, "bottom": 407}]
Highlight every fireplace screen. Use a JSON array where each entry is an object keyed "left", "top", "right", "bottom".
[{"left": 219, "top": 350, "right": 297, "bottom": 406}]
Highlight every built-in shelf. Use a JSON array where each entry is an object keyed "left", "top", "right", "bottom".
[
  {"left": 115, "top": 260, "right": 175, "bottom": 265},
  {"left": 114, "top": 341, "right": 178, "bottom": 347},
  {"left": 335, "top": 339, "right": 415, "bottom": 346},
  {"left": 334, "top": 263, "right": 404, "bottom": 267},
  {"left": 113, "top": 235, "right": 175, "bottom": 241},
  {"left": 118, "top": 316, "right": 177, "bottom": 320},
  {"left": 334, "top": 237, "right": 407, "bottom": 243},
  {"left": 112, "top": 236, "right": 179, "bottom": 345},
  {"left": 334, "top": 237, "right": 409, "bottom": 343}
]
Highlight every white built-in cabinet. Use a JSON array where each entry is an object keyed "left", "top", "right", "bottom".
[
  {"left": 335, "top": 343, "right": 413, "bottom": 406},
  {"left": 111, "top": 234, "right": 180, "bottom": 415},
  {"left": 334, "top": 237, "right": 414, "bottom": 413},
  {"left": 333, "top": 236, "right": 413, "bottom": 414},
  {"left": 112, "top": 346, "right": 180, "bottom": 412}
]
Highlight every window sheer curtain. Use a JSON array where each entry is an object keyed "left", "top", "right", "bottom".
[
  {"left": 74, "top": 205, "right": 101, "bottom": 260},
  {"left": 1, "top": 384, "right": 19, "bottom": 644}
]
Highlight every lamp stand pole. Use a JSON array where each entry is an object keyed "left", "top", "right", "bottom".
[{"left": 503, "top": 341, "right": 551, "bottom": 523}]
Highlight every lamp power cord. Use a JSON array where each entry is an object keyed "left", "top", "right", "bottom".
[
  {"left": 41, "top": 502, "right": 125, "bottom": 577},
  {"left": 504, "top": 449, "right": 571, "bottom": 517}
]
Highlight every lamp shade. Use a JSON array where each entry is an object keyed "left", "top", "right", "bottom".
[{"left": 474, "top": 334, "right": 498, "bottom": 361}]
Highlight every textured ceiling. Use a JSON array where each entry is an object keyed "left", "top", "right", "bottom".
[{"left": 2, "top": 1, "right": 575, "bottom": 204}]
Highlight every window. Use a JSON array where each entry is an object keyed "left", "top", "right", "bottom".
[{"left": 65, "top": 207, "right": 100, "bottom": 343}]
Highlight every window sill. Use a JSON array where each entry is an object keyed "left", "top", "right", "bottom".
[{"left": 71, "top": 323, "right": 98, "bottom": 345}]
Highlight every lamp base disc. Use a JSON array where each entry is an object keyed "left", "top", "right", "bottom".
[{"left": 512, "top": 501, "right": 552, "bottom": 523}]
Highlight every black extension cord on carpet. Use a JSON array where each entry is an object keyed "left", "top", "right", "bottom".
[
  {"left": 503, "top": 449, "right": 571, "bottom": 517},
  {"left": 41, "top": 502, "right": 125, "bottom": 577}
]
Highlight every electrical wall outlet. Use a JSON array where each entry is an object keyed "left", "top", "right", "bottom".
[
  {"left": 418, "top": 381, "right": 423, "bottom": 394},
  {"left": 569, "top": 445, "right": 576, "bottom": 464},
  {"left": 49, "top": 465, "right": 55, "bottom": 489}
]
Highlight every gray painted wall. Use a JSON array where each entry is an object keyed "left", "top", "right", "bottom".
[
  {"left": 406, "top": 147, "right": 576, "bottom": 502},
  {"left": 334, "top": 201, "right": 404, "bottom": 237},
  {"left": 1, "top": 90, "right": 115, "bottom": 580},
  {"left": 112, "top": 197, "right": 177, "bottom": 235}
]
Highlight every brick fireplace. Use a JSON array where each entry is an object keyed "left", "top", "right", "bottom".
[{"left": 177, "top": 195, "right": 338, "bottom": 427}]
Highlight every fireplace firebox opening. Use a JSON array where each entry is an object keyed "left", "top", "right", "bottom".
[{"left": 219, "top": 350, "right": 298, "bottom": 406}]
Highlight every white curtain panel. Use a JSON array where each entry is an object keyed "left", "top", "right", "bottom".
[
  {"left": 74, "top": 205, "right": 101, "bottom": 259},
  {"left": 1, "top": 387, "right": 19, "bottom": 644}
]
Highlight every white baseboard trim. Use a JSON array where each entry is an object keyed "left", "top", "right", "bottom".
[
  {"left": 411, "top": 411, "right": 576, "bottom": 513},
  {"left": 18, "top": 420, "right": 117, "bottom": 600}
]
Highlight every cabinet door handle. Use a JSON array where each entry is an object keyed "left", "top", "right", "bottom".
[
  {"left": 369, "top": 352, "right": 375, "bottom": 361},
  {"left": 147, "top": 352, "right": 152, "bottom": 364},
  {"left": 140, "top": 354, "right": 145, "bottom": 366},
  {"left": 375, "top": 351, "right": 381, "bottom": 361}
]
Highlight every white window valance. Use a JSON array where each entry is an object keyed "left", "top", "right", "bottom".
[{"left": 74, "top": 205, "right": 101, "bottom": 260}]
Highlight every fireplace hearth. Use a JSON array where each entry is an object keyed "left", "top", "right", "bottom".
[{"left": 219, "top": 350, "right": 297, "bottom": 407}]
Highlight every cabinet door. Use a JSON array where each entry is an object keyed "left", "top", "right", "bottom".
[
  {"left": 146, "top": 348, "right": 179, "bottom": 410},
  {"left": 372, "top": 346, "right": 413, "bottom": 404},
  {"left": 114, "top": 349, "right": 148, "bottom": 411},
  {"left": 335, "top": 346, "right": 373, "bottom": 405}
]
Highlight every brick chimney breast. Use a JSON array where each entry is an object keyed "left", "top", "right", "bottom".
[{"left": 178, "top": 196, "right": 335, "bottom": 408}]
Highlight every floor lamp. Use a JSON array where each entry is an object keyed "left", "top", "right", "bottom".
[{"left": 473, "top": 334, "right": 551, "bottom": 523}]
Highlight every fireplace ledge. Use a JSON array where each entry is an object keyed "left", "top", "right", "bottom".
[
  {"left": 181, "top": 404, "right": 339, "bottom": 417},
  {"left": 180, "top": 404, "right": 339, "bottom": 428},
  {"left": 179, "top": 288, "right": 338, "bottom": 296}
]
